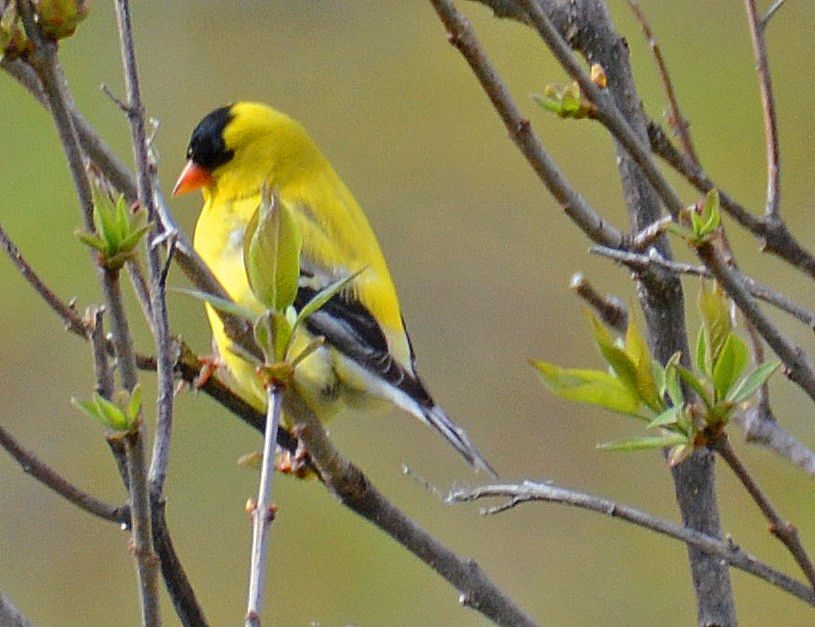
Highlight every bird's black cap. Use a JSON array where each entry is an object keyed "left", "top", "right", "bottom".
[{"left": 186, "top": 105, "right": 235, "bottom": 171}]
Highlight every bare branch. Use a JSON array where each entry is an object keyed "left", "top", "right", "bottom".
[
  {"left": 285, "top": 390, "right": 538, "bottom": 627},
  {"left": 448, "top": 480, "right": 815, "bottom": 606},
  {"left": 442, "top": 2, "right": 731, "bottom": 620},
  {"left": 648, "top": 123, "right": 815, "bottom": 279},
  {"left": 120, "top": 426, "right": 161, "bottom": 626},
  {"left": 0, "top": 422, "right": 127, "bottom": 525},
  {"left": 245, "top": 387, "right": 282, "bottom": 627},
  {"left": 763, "top": 0, "right": 788, "bottom": 25},
  {"left": 516, "top": 0, "right": 684, "bottom": 218},
  {"left": 0, "top": 222, "right": 87, "bottom": 337},
  {"left": 429, "top": 0, "right": 627, "bottom": 249},
  {"left": 570, "top": 273, "right": 628, "bottom": 333},
  {"left": 0, "top": 590, "right": 34, "bottom": 627},
  {"left": 625, "top": 0, "right": 698, "bottom": 164},
  {"left": 591, "top": 246, "right": 815, "bottom": 330},
  {"left": 713, "top": 435, "right": 815, "bottom": 588},
  {"left": 734, "top": 411, "right": 815, "bottom": 476},
  {"left": 111, "top": 0, "right": 176, "bottom": 500},
  {"left": 744, "top": 0, "right": 781, "bottom": 220}
]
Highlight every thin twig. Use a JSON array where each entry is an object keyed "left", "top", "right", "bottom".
[
  {"left": 285, "top": 390, "right": 538, "bottom": 627},
  {"left": 570, "top": 273, "right": 628, "bottom": 333},
  {"left": 0, "top": 222, "right": 87, "bottom": 337},
  {"left": 631, "top": 215, "right": 674, "bottom": 251},
  {"left": 744, "top": 0, "right": 782, "bottom": 220},
  {"left": 17, "top": 0, "right": 94, "bottom": 231},
  {"left": 428, "top": 0, "right": 627, "bottom": 249},
  {"left": 0, "top": 590, "right": 34, "bottom": 627},
  {"left": 763, "top": 0, "right": 788, "bottom": 25},
  {"left": 19, "top": 3, "right": 161, "bottom": 618},
  {"left": 591, "top": 246, "right": 815, "bottom": 330},
  {"left": 245, "top": 386, "right": 282, "bottom": 627},
  {"left": 713, "top": 435, "right": 815, "bottom": 588},
  {"left": 121, "top": 426, "right": 161, "bottom": 627},
  {"left": 733, "top": 411, "right": 815, "bottom": 476},
  {"left": 0, "top": 422, "right": 128, "bottom": 525},
  {"left": 101, "top": 269, "right": 140, "bottom": 391},
  {"left": 625, "top": 0, "right": 699, "bottom": 163},
  {"left": 447, "top": 480, "right": 815, "bottom": 606},
  {"left": 648, "top": 123, "right": 815, "bottom": 279},
  {"left": 511, "top": 0, "right": 815, "bottom": 410},
  {"left": 112, "top": 0, "right": 176, "bottom": 499},
  {"left": 516, "top": 0, "right": 684, "bottom": 218}
]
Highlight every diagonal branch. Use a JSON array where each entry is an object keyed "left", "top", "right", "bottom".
[
  {"left": 625, "top": 0, "right": 698, "bottom": 164},
  {"left": 448, "top": 480, "right": 815, "bottom": 606},
  {"left": 429, "top": 0, "right": 626, "bottom": 249},
  {"left": 285, "top": 390, "right": 538, "bottom": 627},
  {"left": 0, "top": 421, "right": 128, "bottom": 524},
  {"left": 713, "top": 435, "right": 815, "bottom": 588}
]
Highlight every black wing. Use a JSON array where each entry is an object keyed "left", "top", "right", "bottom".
[{"left": 293, "top": 285, "right": 434, "bottom": 409}]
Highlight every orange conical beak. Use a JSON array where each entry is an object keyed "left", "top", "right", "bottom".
[{"left": 173, "top": 159, "right": 213, "bottom": 196}]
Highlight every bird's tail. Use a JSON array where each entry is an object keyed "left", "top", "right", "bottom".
[{"left": 422, "top": 404, "right": 497, "bottom": 477}]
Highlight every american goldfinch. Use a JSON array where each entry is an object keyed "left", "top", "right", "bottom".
[{"left": 174, "top": 101, "right": 494, "bottom": 474}]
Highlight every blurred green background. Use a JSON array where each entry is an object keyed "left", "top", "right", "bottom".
[{"left": 2, "top": 1, "right": 815, "bottom": 625}]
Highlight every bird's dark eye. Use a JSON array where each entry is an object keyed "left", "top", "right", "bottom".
[{"left": 186, "top": 105, "right": 235, "bottom": 171}]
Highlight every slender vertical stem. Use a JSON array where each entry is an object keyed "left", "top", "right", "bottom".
[
  {"left": 744, "top": 0, "right": 781, "bottom": 219},
  {"left": 246, "top": 386, "right": 282, "bottom": 627},
  {"left": 111, "top": 0, "right": 175, "bottom": 497},
  {"left": 124, "top": 427, "right": 162, "bottom": 627}
]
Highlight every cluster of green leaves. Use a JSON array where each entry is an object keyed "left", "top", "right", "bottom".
[
  {"left": 73, "top": 385, "right": 142, "bottom": 434},
  {"left": 666, "top": 189, "right": 721, "bottom": 244},
  {"left": 76, "top": 188, "right": 151, "bottom": 271},
  {"left": 533, "top": 282, "right": 778, "bottom": 466}
]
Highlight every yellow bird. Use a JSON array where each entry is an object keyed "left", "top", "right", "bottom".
[{"left": 174, "top": 102, "right": 494, "bottom": 474}]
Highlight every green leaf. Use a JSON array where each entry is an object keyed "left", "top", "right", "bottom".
[
  {"left": 597, "top": 433, "right": 688, "bottom": 452},
  {"left": 172, "top": 287, "right": 257, "bottom": 321},
  {"left": 699, "top": 189, "right": 721, "bottom": 237},
  {"left": 294, "top": 268, "right": 365, "bottom": 329},
  {"left": 664, "top": 221, "right": 697, "bottom": 241},
  {"left": 291, "top": 336, "right": 326, "bottom": 368},
  {"left": 695, "top": 327, "right": 706, "bottom": 373},
  {"left": 244, "top": 189, "right": 302, "bottom": 312},
  {"left": 647, "top": 405, "right": 683, "bottom": 430},
  {"left": 664, "top": 352, "right": 684, "bottom": 408},
  {"left": 705, "top": 400, "right": 735, "bottom": 426},
  {"left": 254, "top": 310, "right": 292, "bottom": 363},
  {"left": 674, "top": 363, "right": 712, "bottom": 408},
  {"left": 726, "top": 360, "right": 780, "bottom": 404},
  {"left": 698, "top": 280, "right": 731, "bottom": 372},
  {"left": 712, "top": 334, "right": 748, "bottom": 402},
  {"left": 75, "top": 231, "right": 106, "bottom": 254},
  {"left": 624, "top": 318, "right": 662, "bottom": 411},
  {"left": 127, "top": 384, "right": 142, "bottom": 423},
  {"left": 72, "top": 393, "right": 132, "bottom": 431},
  {"left": 585, "top": 311, "right": 641, "bottom": 401},
  {"left": 95, "top": 394, "right": 130, "bottom": 430},
  {"left": 531, "top": 360, "right": 643, "bottom": 416}
]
